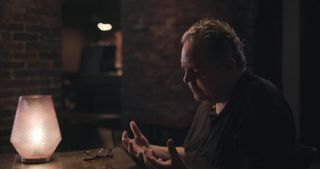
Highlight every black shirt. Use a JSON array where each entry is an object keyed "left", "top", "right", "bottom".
[{"left": 184, "top": 71, "right": 297, "bottom": 169}]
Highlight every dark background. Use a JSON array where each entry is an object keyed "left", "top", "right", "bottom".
[{"left": 0, "top": 0, "right": 319, "bottom": 160}]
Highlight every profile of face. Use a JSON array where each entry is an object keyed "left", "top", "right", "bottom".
[{"left": 181, "top": 41, "right": 235, "bottom": 103}]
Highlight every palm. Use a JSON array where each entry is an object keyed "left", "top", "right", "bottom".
[
  {"left": 143, "top": 139, "right": 190, "bottom": 169},
  {"left": 131, "top": 135, "right": 149, "bottom": 153},
  {"left": 122, "top": 121, "right": 150, "bottom": 157},
  {"left": 134, "top": 134, "right": 149, "bottom": 147}
]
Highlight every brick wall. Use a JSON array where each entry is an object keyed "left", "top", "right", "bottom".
[
  {"left": 0, "top": 0, "right": 63, "bottom": 152},
  {"left": 121, "top": 0, "right": 257, "bottom": 128}
]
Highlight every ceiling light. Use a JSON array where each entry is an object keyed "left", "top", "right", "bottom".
[{"left": 97, "top": 23, "right": 112, "bottom": 31}]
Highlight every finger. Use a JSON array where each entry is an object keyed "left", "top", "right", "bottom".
[
  {"left": 145, "top": 150, "right": 170, "bottom": 168},
  {"left": 145, "top": 159, "right": 157, "bottom": 169},
  {"left": 128, "top": 142, "right": 135, "bottom": 155},
  {"left": 124, "top": 130, "right": 133, "bottom": 140},
  {"left": 145, "top": 159, "right": 154, "bottom": 169},
  {"left": 143, "top": 150, "right": 153, "bottom": 169},
  {"left": 136, "top": 148, "right": 145, "bottom": 158},
  {"left": 167, "top": 139, "right": 180, "bottom": 162},
  {"left": 150, "top": 149, "right": 157, "bottom": 157},
  {"left": 121, "top": 131, "right": 129, "bottom": 148},
  {"left": 137, "top": 151, "right": 144, "bottom": 159},
  {"left": 122, "top": 139, "right": 129, "bottom": 149},
  {"left": 123, "top": 130, "right": 129, "bottom": 139},
  {"left": 130, "top": 121, "right": 142, "bottom": 138}
]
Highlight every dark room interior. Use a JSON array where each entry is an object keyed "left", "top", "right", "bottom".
[{"left": 1, "top": 0, "right": 320, "bottom": 168}]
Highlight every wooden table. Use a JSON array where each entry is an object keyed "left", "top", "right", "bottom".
[{"left": 0, "top": 147, "right": 142, "bottom": 169}]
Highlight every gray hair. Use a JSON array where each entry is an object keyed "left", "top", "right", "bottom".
[{"left": 181, "top": 18, "right": 246, "bottom": 71}]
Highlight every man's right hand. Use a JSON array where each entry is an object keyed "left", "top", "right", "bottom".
[{"left": 122, "top": 121, "right": 150, "bottom": 158}]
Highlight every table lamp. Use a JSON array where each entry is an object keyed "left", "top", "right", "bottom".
[{"left": 10, "top": 95, "right": 62, "bottom": 163}]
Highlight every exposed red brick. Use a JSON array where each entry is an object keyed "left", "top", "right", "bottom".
[
  {"left": 0, "top": 23, "right": 24, "bottom": 31},
  {"left": 0, "top": 98, "right": 17, "bottom": 108},
  {"left": 13, "top": 32, "right": 39, "bottom": 41},
  {"left": 0, "top": 31, "right": 12, "bottom": 40},
  {"left": 0, "top": 0, "right": 62, "bottom": 152},
  {"left": 0, "top": 50, "right": 12, "bottom": 59},
  {"left": 26, "top": 60, "right": 53, "bottom": 69},
  {"left": 13, "top": 51, "right": 38, "bottom": 60},
  {"left": 38, "top": 51, "right": 55, "bottom": 59},
  {"left": 25, "top": 42, "right": 50, "bottom": 51},
  {"left": 0, "top": 70, "right": 12, "bottom": 79},
  {"left": 0, "top": 117, "right": 14, "bottom": 128},
  {"left": 25, "top": 24, "right": 49, "bottom": 32},
  {"left": 0, "top": 90, "right": 19, "bottom": 98},
  {"left": 12, "top": 69, "right": 61, "bottom": 78},
  {"left": 0, "top": 60, "right": 25, "bottom": 69},
  {"left": 0, "top": 41, "right": 24, "bottom": 49}
]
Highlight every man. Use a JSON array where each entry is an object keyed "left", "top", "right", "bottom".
[{"left": 122, "top": 18, "right": 297, "bottom": 169}]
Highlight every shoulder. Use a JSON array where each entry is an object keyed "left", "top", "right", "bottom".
[
  {"left": 192, "top": 101, "right": 213, "bottom": 121},
  {"left": 233, "top": 71, "right": 294, "bottom": 127},
  {"left": 197, "top": 101, "right": 213, "bottom": 113},
  {"left": 238, "top": 71, "right": 289, "bottom": 109}
]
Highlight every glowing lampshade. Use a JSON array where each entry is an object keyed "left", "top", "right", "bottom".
[{"left": 10, "top": 95, "right": 62, "bottom": 163}]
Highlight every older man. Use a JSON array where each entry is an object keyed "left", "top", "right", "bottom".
[{"left": 122, "top": 18, "right": 297, "bottom": 169}]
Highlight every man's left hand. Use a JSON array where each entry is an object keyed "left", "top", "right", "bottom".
[{"left": 143, "top": 139, "right": 190, "bottom": 169}]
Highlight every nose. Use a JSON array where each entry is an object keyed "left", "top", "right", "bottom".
[{"left": 183, "top": 69, "right": 196, "bottom": 83}]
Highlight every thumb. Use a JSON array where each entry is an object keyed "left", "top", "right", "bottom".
[{"left": 167, "top": 139, "right": 180, "bottom": 162}]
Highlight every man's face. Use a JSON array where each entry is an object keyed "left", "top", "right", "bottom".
[{"left": 181, "top": 41, "right": 229, "bottom": 103}]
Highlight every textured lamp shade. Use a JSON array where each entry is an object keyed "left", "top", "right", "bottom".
[{"left": 10, "top": 95, "right": 62, "bottom": 163}]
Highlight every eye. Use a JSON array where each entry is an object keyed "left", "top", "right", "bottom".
[{"left": 193, "top": 68, "right": 200, "bottom": 73}]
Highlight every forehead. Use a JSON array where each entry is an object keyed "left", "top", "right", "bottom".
[{"left": 181, "top": 41, "right": 208, "bottom": 67}]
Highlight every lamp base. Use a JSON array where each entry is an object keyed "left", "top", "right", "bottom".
[{"left": 21, "top": 157, "right": 51, "bottom": 164}]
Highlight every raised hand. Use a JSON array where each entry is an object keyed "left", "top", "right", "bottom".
[
  {"left": 122, "top": 121, "right": 150, "bottom": 158},
  {"left": 143, "top": 139, "right": 190, "bottom": 169}
]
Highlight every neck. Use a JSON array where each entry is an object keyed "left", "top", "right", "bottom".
[{"left": 214, "top": 70, "right": 245, "bottom": 114}]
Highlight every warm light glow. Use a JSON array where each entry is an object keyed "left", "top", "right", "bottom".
[
  {"left": 31, "top": 127, "right": 44, "bottom": 144},
  {"left": 97, "top": 23, "right": 112, "bottom": 31},
  {"left": 10, "top": 95, "right": 62, "bottom": 162}
]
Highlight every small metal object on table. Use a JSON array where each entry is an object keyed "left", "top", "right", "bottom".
[
  {"left": 83, "top": 147, "right": 113, "bottom": 161},
  {"left": 0, "top": 147, "right": 141, "bottom": 169}
]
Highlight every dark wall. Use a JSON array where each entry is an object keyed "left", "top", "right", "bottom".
[
  {"left": 301, "top": 0, "right": 320, "bottom": 150},
  {"left": 252, "top": 0, "right": 282, "bottom": 89},
  {"left": 0, "top": 0, "right": 63, "bottom": 152},
  {"left": 121, "top": 0, "right": 260, "bottom": 128}
]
